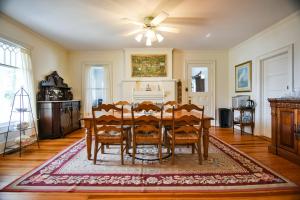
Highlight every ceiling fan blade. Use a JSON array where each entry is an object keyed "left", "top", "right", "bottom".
[
  {"left": 121, "top": 18, "right": 144, "bottom": 26},
  {"left": 124, "top": 29, "right": 143, "bottom": 36},
  {"left": 151, "top": 11, "right": 169, "bottom": 26},
  {"left": 156, "top": 26, "right": 179, "bottom": 33}
]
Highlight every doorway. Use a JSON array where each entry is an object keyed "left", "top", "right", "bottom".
[
  {"left": 260, "top": 45, "right": 293, "bottom": 138},
  {"left": 186, "top": 61, "right": 216, "bottom": 121}
]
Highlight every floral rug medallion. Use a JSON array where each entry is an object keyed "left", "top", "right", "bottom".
[{"left": 1, "top": 135, "right": 297, "bottom": 192}]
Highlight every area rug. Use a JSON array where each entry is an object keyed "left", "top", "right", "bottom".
[{"left": 1, "top": 135, "right": 297, "bottom": 192}]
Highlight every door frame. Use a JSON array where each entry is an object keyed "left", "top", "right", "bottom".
[
  {"left": 258, "top": 44, "right": 294, "bottom": 137},
  {"left": 81, "top": 61, "right": 113, "bottom": 116},
  {"left": 185, "top": 60, "right": 216, "bottom": 123}
]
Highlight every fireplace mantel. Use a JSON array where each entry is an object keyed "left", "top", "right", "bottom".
[{"left": 121, "top": 80, "right": 176, "bottom": 103}]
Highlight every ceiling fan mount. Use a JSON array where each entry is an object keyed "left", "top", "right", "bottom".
[{"left": 143, "top": 16, "right": 154, "bottom": 27}]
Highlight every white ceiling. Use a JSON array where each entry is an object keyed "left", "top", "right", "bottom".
[{"left": 1, "top": 0, "right": 299, "bottom": 50}]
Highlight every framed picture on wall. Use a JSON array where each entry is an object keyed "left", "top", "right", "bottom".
[
  {"left": 235, "top": 61, "right": 252, "bottom": 92},
  {"left": 131, "top": 54, "right": 167, "bottom": 77}
]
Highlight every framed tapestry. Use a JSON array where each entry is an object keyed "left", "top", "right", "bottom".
[
  {"left": 235, "top": 61, "right": 252, "bottom": 92},
  {"left": 131, "top": 54, "right": 167, "bottom": 77},
  {"left": 124, "top": 48, "right": 173, "bottom": 80}
]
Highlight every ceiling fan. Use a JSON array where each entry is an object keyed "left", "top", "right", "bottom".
[{"left": 123, "top": 11, "right": 179, "bottom": 46}]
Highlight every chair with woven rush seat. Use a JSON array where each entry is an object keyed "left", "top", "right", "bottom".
[
  {"left": 92, "top": 104, "right": 128, "bottom": 165},
  {"left": 131, "top": 103, "right": 163, "bottom": 164},
  {"left": 167, "top": 104, "right": 204, "bottom": 165}
]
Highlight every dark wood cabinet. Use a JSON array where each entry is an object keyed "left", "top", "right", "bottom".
[
  {"left": 37, "top": 100, "right": 80, "bottom": 139},
  {"left": 36, "top": 71, "right": 80, "bottom": 139},
  {"left": 268, "top": 98, "right": 300, "bottom": 165}
]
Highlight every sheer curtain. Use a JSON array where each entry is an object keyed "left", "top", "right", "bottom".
[
  {"left": 83, "top": 64, "right": 110, "bottom": 117},
  {"left": 20, "top": 49, "right": 36, "bottom": 119}
]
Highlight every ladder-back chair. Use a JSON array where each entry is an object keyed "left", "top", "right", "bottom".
[
  {"left": 131, "top": 103, "right": 163, "bottom": 164},
  {"left": 92, "top": 104, "right": 128, "bottom": 165},
  {"left": 167, "top": 104, "right": 204, "bottom": 165}
]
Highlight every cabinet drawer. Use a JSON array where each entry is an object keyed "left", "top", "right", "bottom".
[
  {"left": 61, "top": 102, "right": 72, "bottom": 108},
  {"left": 72, "top": 101, "right": 80, "bottom": 108}
]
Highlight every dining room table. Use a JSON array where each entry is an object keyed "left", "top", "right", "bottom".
[{"left": 81, "top": 110, "right": 214, "bottom": 161}]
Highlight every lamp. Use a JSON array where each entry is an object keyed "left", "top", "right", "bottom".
[{"left": 134, "top": 28, "right": 164, "bottom": 46}]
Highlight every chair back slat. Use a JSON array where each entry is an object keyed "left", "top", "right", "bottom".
[
  {"left": 134, "top": 125, "right": 159, "bottom": 133},
  {"left": 92, "top": 104, "right": 124, "bottom": 134},
  {"left": 172, "top": 104, "right": 204, "bottom": 135},
  {"left": 97, "top": 125, "right": 122, "bottom": 133}
]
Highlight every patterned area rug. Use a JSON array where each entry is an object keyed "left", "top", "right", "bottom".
[{"left": 1, "top": 135, "right": 297, "bottom": 192}]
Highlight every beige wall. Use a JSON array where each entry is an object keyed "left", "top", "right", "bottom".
[
  {"left": 228, "top": 11, "right": 300, "bottom": 135},
  {"left": 69, "top": 49, "right": 229, "bottom": 123},
  {"left": 173, "top": 50, "right": 229, "bottom": 123},
  {"left": 0, "top": 14, "right": 70, "bottom": 91},
  {"left": 68, "top": 50, "right": 124, "bottom": 101}
]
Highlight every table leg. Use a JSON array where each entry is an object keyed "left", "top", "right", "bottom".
[
  {"left": 84, "top": 119, "right": 92, "bottom": 160},
  {"left": 203, "top": 120, "right": 211, "bottom": 160}
]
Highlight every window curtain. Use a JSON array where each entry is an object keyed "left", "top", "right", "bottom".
[
  {"left": 82, "top": 64, "right": 110, "bottom": 117},
  {"left": 20, "top": 49, "right": 36, "bottom": 120}
]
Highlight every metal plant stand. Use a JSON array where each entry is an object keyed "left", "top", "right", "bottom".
[{"left": 3, "top": 87, "right": 39, "bottom": 157}]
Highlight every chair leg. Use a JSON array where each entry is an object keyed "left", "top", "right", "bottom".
[
  {"left": 101, "top": 144, "right": 105, "bottom": 154},
  {"left": 198, "top": 140, "right": 202, "bottom": 165},
  {"left": 121, "top": 142, "right": 124, "bottom": 165},
  {"left": 192, "top": 144, "right": 195, "bottom": 154},
  {"left": 94, "top": 141, "right": 98, "bottom": 165},
  {"left": 158, "top": 144, "right": 162, "bottom": 163},
  {"left": 132, "top": 142, "right": 136, "bottom": 164},
  {"left": 171, "top": 142, "right": 175, "bottom": 165},
  {"left": 125, "top": 139, "right": 129, "bottom": 154}
]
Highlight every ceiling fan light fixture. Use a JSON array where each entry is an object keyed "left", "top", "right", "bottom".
[
  {"left": 135, "top": 33, "right": 143, "bottom": 42},
  {"left": 156, "top": 33, "right": 164, "bottom": 42},
  {"left": 146, "top": 37, "right": 152, "bottom": 46},
  {"left": 145, "top": 29, "right": 155, "bottom": 40}
]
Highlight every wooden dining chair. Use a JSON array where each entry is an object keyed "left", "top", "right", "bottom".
[
  {"left": 167, "top": 104, "right": 204, "bottom": 165},
  {"left": 131, "top": 103, "right": 163, "bottom": 164},
  {"left": 92, "top": 104, "right": 128, "bottom": 165}
]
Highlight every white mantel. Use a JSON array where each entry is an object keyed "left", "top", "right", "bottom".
[
  {"left": 121, "top": 48, "right": 176, "bottom": 103},
  {"left": 122, "top": 80, "right": 176, "bottom": 103}
]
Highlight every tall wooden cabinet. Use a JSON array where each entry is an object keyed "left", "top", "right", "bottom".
[
  {"left": 36, "top": 71, "right": 81, "bottom": 139},
  {"left": 268, "top": 98, "right": 300, "bottom": 165}
]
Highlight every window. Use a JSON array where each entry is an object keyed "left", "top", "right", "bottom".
[
  {"left": 0, "top": 38, "right": 34, "bottom": 135},
  {"left": 82, "top": 64, "right": 110, "bottom": 116}
]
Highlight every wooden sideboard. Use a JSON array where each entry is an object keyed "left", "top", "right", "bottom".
[
  {"left": 37, "top": 100, "right": 80, "bottom": 139},
  {"left": 36, "top": 71, "right": 80, "bottom": 139},
  {"left": 268, "top": 98, "right": 300, "bottom": 165}
]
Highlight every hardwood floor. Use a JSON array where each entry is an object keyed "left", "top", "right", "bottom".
[{"left": 0, "top": 127, "right": 300, "bottom": 200}]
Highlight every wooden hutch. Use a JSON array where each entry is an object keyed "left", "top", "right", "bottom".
[
  {"left": 268, "top": 98, "right": 300, "bottom": 165},
  {"left": 37, "top": 71, "right": 80, "bottom": 139}
]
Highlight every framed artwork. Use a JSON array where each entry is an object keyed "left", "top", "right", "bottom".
[
  {"left": 235, "top": 61, "right": 252, "bottom": 92},
  {"left": 131, "top": 54, "right": 167, "bottom": 77}
]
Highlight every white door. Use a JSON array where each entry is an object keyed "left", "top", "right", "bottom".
[
  {"left": 187, "top": 61, "right": 215, "bottom": 120},
  {"left": 262, "top": 53, "right": 290, "bottom": 138}
]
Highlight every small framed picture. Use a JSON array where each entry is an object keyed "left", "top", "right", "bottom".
[{"left": 235, "top": 61, "right": 252, "bottom": 92}]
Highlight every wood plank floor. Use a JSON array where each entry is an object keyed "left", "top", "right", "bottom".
[{"left": 0, "top": 127, "right": 300, "bottom": 200}]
